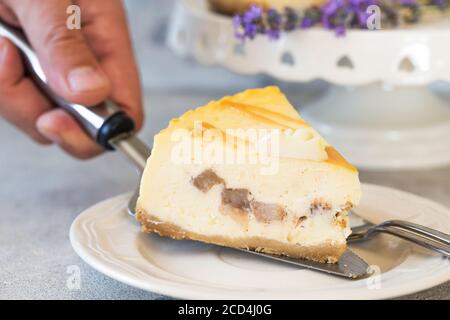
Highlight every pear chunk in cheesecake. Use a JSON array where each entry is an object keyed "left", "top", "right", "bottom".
[{"left": 136, "top": 87, "right": 361, "bottom": 263}]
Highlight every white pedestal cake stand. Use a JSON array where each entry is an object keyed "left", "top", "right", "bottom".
[{"left": 168, "top": 0, "right": 450, "bottom": 170}]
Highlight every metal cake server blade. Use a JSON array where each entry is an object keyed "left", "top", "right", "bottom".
[{"left": 237, "top": 248, "right": 370, "bottom": 279}]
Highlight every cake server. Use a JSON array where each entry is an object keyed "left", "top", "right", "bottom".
[
  {"left": 0, "top": 20, "right": 371, "bottom": 279},
  {"left": 0, "top": 21, "right": 151, "bottom": 172}
]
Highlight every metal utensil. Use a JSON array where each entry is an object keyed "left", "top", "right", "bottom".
[
  {"left": 0, "top": 20, "right": 371, "bottom": 279},
  {"left": 237, "top": 248, "right": 370, "bottom": 279},
  {"left": 128, "top": 189, "right": 140, "bottom": 217},
  {"left": 0, "top": 21, "right": 151, "bottom": 173},
  {"left": 348, "top": 219, "right": 450, "bottom": 257}
]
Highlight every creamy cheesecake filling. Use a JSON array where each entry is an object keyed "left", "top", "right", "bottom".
[
  {"left": 138, "top": 160, "right": 354, "bottom": 248},
  {"left": 190, "top": 169, "right": 351, "bottom": 245},
  {"left": 138, "top": 144, "right": 358, "bottom": 245}
]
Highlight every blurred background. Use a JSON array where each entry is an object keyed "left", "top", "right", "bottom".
[
  {"left": 0, "top": 0, "right": 448, "bottom": 299},
  {"left": 124, "top": 0, "right": 264, "bottom": 91}
]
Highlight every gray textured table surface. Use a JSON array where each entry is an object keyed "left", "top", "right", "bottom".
[{"left": 0, "top": 91, "right": 449, "bottom": 300}]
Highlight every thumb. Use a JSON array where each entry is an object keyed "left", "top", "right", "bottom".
[{"left": 7, "top": 0, "right": 111, "bottom": 106}]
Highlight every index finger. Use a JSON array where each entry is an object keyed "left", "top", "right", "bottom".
[{"left": 78, "top": 0, "right": 144, "bottom": 130}]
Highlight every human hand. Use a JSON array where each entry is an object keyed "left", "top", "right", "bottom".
[{"left": 0, "top": 0, "right": 143, "bottom": 158}]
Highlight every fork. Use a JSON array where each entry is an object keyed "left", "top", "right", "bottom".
[{"left": 348, "top": 219, "right": 450, "bottom": 257}]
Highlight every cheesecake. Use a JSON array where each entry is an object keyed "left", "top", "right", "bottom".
[
  {"left": 209, "top": 0, "right": 327, "bottom": 15},
  {"left": 136, "top": 87, "right": 361, "bottom": 263}
]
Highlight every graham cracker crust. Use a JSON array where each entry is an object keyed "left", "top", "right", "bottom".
[{"left": 136, "top": 207, "right": 346, "bottom": 263}]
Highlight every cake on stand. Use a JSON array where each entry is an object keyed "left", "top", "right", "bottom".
[{"left": 168, "top": 0, "right": 450, "bottom": 170}]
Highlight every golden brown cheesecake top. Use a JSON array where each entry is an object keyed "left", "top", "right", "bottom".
[{"left": 160, "top": 86, "right": 356, "bottom": 172}]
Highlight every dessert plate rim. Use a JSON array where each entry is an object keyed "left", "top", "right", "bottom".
[{"left": 70, "top": 183, "right": 450, "bottom": 299}]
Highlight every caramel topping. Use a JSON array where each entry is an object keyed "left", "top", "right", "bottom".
[
  {"left": 325, "top": 146, "right": 357, "bottom": 171},
  {"left": 200, "top": 122, "right": 216, "bottom": 130},
  {"left": 224, "top": 100, "right": 308, "bottom": 128},
  {"left": 220, "top": 100, "right": 291, "bottom": 129},
  {"left": 169, "top": 87, "right": 358, "bottom": 172}
]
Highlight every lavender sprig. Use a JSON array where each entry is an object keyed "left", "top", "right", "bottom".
[
  {"left": 232, "top": 5, "right": 265, "bottom": 41},
  {"left": 231, "top": 0, "right": 449, "bottom": 41}
]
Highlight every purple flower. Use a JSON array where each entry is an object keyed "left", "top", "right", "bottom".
[
  {"left": 243, "top": 4, "right": 263, "bottom": 24},
  {"left": 232, "top": 5, "right": 264, "bottom": 42},
  {"left": 320, "top": 0, "right": 381, "bottom": 34},
  {"left": 232, "top": 14, "right": 242, "bottom": 28},
  {"left": 322, "top": 0, "right": 346, "bottom": 16},
  {"left": 232, "top": 15, "right": 246, "bottom": 41},
  {"left": 266, "top": 29, "right": 281, "bottom": 40},
  {"left": 321, "top": 0, "right": 351, "bottom": 35},
  {"left": 301, "top": 17, "right": 315, "bottom": 28},
  {"left": 335, "top": 25, "right": 346, "bottom": 36}
]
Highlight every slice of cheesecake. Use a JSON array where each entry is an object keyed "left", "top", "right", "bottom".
[{"left": 136, "top": 87, "right": 361, "bottom": 263}]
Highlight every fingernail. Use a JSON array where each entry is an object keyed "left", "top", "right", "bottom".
[
  {"left": 41, "top": 131, "right": 61, "bottom": 144},
  {"left": 36, "top": 116, "right": 61, "bottom": 144},
  {"left": 37, "top": 128, "right": 61, "bottom": 144},
  {"left": 67, "top": 66, "right": 108, "bottom": 92}
]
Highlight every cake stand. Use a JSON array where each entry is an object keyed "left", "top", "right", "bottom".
[{"left": 168, "top": 0, "right": 450, "bottom": 170}]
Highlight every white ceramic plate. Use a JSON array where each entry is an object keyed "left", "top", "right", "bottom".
[{"left": 70, "top": 184, "right": 450, "bottom": 299}]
